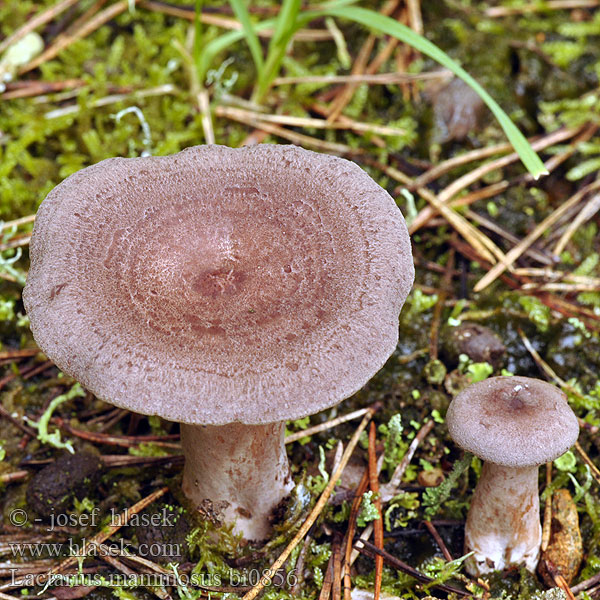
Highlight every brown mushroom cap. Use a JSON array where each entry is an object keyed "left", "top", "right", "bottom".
[
  {"left": 447, "top": 376, "right": 579, "bottom": 467},
  {"left": 23, "top": 144, "right": 414, "bottom": 425}
]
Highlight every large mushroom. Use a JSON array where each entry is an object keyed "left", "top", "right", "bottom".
[
  {"left": 446, "top": 376, "right": 579, "bottom": 575},
  {"left": 23, "top": 144, "right": 414, "bottom": 540}
]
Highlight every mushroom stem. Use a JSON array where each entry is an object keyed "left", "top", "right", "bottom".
[
  {"left": 465, "top": 462, "right": 541, "bottom": 575},
  {"left": 180, "top": 421, "right": 293, "bottom": 541}
]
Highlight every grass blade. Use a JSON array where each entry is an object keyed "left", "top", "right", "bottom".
[
  {"left": 253, "top": 0, "right": 302, "bottom": 103},
  {"left": 229, "top": 0, "right": 264, "bottom": 77},
  {"left": 324, "top": 6, "right": 548, "bottom": 179}
]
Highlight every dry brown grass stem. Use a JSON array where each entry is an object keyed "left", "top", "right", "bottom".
[
  {"left": 474, "top": 178, "right": 600, "bottom": 291},
  {"left": 574, "top": 441, "right": 600, "bottom": 487},
  {"left": 139, "top": 0, "right": 332, "bottom": 41},
  {"left": 410, "top": 126, "right": 580, "bottom": 233},
  {"left": 553, "top": 191, "right": 600, "bottom": 255},
  {"left": 285, "top": 407, "right": 370, "bottom": 444},
  {"left": 367, "top": 159, "right": 502, "bottom": 264},
  {"left": 214, "top": 106, "right": 354, "bottom": 154},
  {"left": 216, "top": 104, "right": 408, "bottom": 137},
  {"left": 0, "top": 215, "right": 35, "bottom": 231},
  {"left": 465, "top": 209, "right": 553, "bottom": 265},
  {"left": 0, "top": 0, "right": 80, "bottom": 54},
  {"left": 273, "top": 70, "right": 450, "bottom": 86},
  {"left": 368, "top": 422, "right": 383, "bottom": 600},
  {"left": 242, "top": 407, "right": 377, "bottom": 600},
  {"left": 20, "top": 1, "right": 138, "bottom": 75},
  {"left": 380, "top": 419, "right": 435, "bottom": 502},
  {"left": 4, "top": 487, "right": 169, "bottom": 591},
  {"left": 485, "top": 0, "right": 600, "bottom": 17}
]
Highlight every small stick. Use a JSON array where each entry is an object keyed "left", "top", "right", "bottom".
[
  {"left": 486, "top": 0, "right": 600, "bottom": 17},
  {"left": 354, "top": 540, "right": 470, "bottom": 597},
  {"left": 544, "top": 560, "right": 577, "bottom": 600},
  {"left": 332, "top": 532, "right": 343, "bottom": 600},
  {"left": 290, "top": 533, "right": 312, "bottom": 595},
  {"left": 242, "top": 407, "right": 378, "bottom": 600},
  {"left": 422, "top": 520, "right": 453, "bottom": 562},
  {"left": 368, "top": 422, "right": 383, "bottom": 600},
  {"left": 343, "top": 468, "right": 370, "bottom": 600},
  {"left": 273, "top": 70, "right": 450, "bottom": 86},
  {"left": 49, "top": 488, "right": 169, "bottom": 578},
  {"left": 381, "top": 419, "right": 435, "bottom": 501},
  {"left": 21, "top": 1, "right": 138, "bottom": 74},
  {"left": 318, "top": 552, "right": 335, "bottom": 600},
  {"left": 571, "top": 571, "right": 600, "bottom": 594},
  {"left": 541, "top": 463, "right": 553, "bottom": 552},
  {"left": 475, "top": 178, "right": 600, "bottom": 292},
  {"left": 0, "top": 215, "right": 35, "bottom": 231},
  {"left": 574, "top": 441, "right": 600, "bottom": 487},
  {"left": 0, "top": 471, "right": 29, "bottom": 484},
  {"left": 286, "top": 407, "right": 370, "bottom": 443},
  {"left": 0, "top": 0, "right": 80, "bottom": 54}
]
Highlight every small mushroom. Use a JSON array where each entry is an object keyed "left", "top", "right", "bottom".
[
  {"left": 23, "top": 144, "right": 414, "bottom": 540},
  {"left": 446, "top": 376, "right": 579, "bottom": 575}
]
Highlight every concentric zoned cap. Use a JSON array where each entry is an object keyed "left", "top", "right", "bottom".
[{"left": 23, "top": 144, "right": 414, "bottom": 425}]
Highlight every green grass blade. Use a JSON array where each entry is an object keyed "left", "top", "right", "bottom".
[
  {"left": 196, "top": 0, "right": 357, "bottom": 94},
  {"left": 193, "top": 0, "right": 204, "bottom": 84},
  {"left": 229, "top": 0, "right": 264, "bottom": 77},
  {"left": 324, "top": 6, "right": 548, "bottom": 179},
  {"left": 253, "top": 0, "right": 302, "bottom": 103}
]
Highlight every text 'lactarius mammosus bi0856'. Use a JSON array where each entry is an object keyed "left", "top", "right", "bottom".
[
  {"left": 23, "top": 144, "right": 414, "bottom": 541},
  {"left": 446, "top": 376, "right": 579, "bottom": 576}
]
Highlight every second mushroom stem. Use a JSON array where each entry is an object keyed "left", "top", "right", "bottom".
[{"left": 465, "top": 462, "right": 541, "bottom": 575}]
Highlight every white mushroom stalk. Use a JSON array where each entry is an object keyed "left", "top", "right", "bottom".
[
  {"left": 181, "top": 422, "right": 293, "bottom": 541},
  {"left": 23, "top": 144, "right": 414, "bottom": 539},
  {"left": 447, "top": 376, "right": 579, "bottom": 576},
  {"left": 464, "top": 463, "right": 541, "bottom": 574}
]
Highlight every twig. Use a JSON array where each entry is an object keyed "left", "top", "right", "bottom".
[
  {"left": 475, "top": 178, "right": 600, "bottom": 292},
  {"left": 319, "top": 551, "right": 335, "bottom": 600},
  {"left": 332, "top": 532, "right": 343, "bottom": 600},
  {"left": 0, "top": 0, "right": 81, "bottom": 54},
  {"left": 273, "top": 70, "right": 450, "bottom": 86},
  {"left": 572, "top": 571, "right": 600, "bottom": 595},
  {"left": 541, "top": 463, "right": 553, "bottom": 553},
  {"left": 0, "top": 470, "right": 29, "bottom": 484},
  {"left": 553, "top": 192, "right": 600, "bottom": 255},
  {"left": 139, "top": 0, "right": 332, "bottom": 41},
  {"left": 544, "top": 560, "right": 577, "bottom": 600},
  {"left": 410, "top": 126, "right": 581, "bottom": 233},
  {"left": 20, "top": 1, "right": 138, "bottom": 74},
  {"left": 241, "top": 407, "right": 378, "bottom": 600},
  {"left": 214, "top": 106, "right": 355, "bottom": 154},
  {"left": 5, "top": 487, "right": 169, "bottom": 590},
  {"left": 422, "top": 520, "right": 453, "bottom": 562},
  {"left": 364, "top": 158, "right": 501, "bottom": 264},
  {"left": 215, "top": 105, "right": 408, "bottom": 137},
  {"left": 354, "top": 540, "right": 470, "bottom": 597},
  {"left": 485, "top": 0, "right": 600, "bottom": 17},
  {"left": 368, "top": 422, "right": 383, "bottom": 600},
  {"left": 381, "top": 419, "right": 435, "bottom": 501},
  {"left": 0, "top": 214, "right": 35, "bottom": 231},
  {"left": 574, "top": 441, "right": 600, "bottom": 487},
  {"left": 286, "top": 408, "right": 370, "bottom": 443},
  {"left": 343, "top": 468, "right": 370, "bottom": 600}
]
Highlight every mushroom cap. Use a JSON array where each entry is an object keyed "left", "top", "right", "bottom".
[
  {"left": 447, "top": 376, "right": 579, "bottom": 467},
  {"left": 23, "top": 144, "right": 414, "bottom": 425}
]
